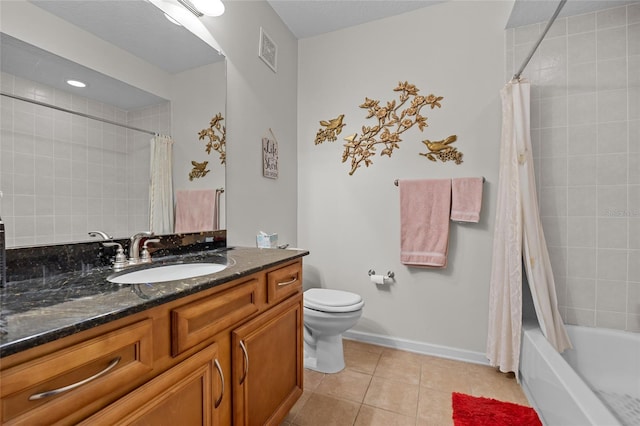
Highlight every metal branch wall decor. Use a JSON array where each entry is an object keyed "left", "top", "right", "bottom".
[
  {"left": 315, "top": 81, "right": 463, "bottom": 175},
  {"left": 189, "top": 113, "right": 226, "bottom": 181}
]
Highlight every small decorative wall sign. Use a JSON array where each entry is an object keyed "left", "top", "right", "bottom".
[
  {"left": 262, "top": 129, "right": 279, "bottom": 179},
  {"left": 258, "top": 27, "right": 277, "bottom": 72}
]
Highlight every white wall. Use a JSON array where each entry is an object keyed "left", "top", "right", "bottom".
[
  {"left": 297, "top": 1, "right": 512, "bottom": 356},
  {"left": 204, "top": 1, "right": 299, "bottom": 248}
]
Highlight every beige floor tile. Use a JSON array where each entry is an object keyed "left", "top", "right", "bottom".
[
  {"left": 363, "top": 376, "right": 419, "bottom": 417},
  {"left": 465, "top": 365, "right": 530, "bottom": 405},
  {"left": 291, "top": 393, "right": 360, "bottom": 426},
  {"left": 374, "top": 354, "right": 422, "bottom": 385},
  {"left": 354, "top": 405, "right": 417, "bottom": 426},
  {"left": 420, "top": 362, "right": 474, "bottom": 394},
  {"left": 290, "top": 342, "right": 534, "bottom": 425},
  {"left": 285, "top": 390, "right": 313, "bottom": 422},
  {"left": 304, "top": 369, "right": 326, "bottom": 391},
  {"left": 416, "top": 387, "right": 453, "bottom": 426},
  {"left": 344, "top": 346, "right": 381, "bottom": 375},
  {"left": 315, "top": 369, "right": 373, "bottom": 403}
]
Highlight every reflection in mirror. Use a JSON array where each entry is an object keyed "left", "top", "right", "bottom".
[{"left": 0, "top": 0, "right": 226, "bottom": 248}]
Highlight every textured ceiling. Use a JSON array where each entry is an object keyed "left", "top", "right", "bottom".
[{"left": 267, "top": 0, "right": 640, "bottom": 39}]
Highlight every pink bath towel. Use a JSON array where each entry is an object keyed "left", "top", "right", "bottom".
[
  {"left": 450, "top": 177, "right": 484, "bottom": 223},
  {"left": 399, "top": 179, "right": 451, "bottom": 268},
  {"left": 174, "top": 189, "right": 216, "bottom": 233}
]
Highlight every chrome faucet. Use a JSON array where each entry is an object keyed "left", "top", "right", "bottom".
[
  {"left": 129, "top": 231, "right": 154, "bottom": 265},
  {"left": 88, "top": 230, "right": 113, "bottom": 240}
]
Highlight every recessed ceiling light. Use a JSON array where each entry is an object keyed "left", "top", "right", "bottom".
[{"left": 67, "top": 80, "right": 86, "bottom": 88}]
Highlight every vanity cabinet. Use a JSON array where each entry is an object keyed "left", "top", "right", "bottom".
[
  {"left": 79, "top": 343, "right": 223, "bottom": 425},
  {"left": 0, "top": 257, "right": 304, "bottom": 426},
  {"left": 0, "top": 319, "right": 155, "bottom": 425},
  {"left": 232, "top": 294, "right": 303, "bottom": 425}
]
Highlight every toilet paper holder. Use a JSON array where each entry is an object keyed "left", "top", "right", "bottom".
[{"left": 368, "top": 269, "right": 395, "bottom": 279}]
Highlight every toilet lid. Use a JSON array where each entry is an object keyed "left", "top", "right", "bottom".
[{"left": 304, "top": 288, "right": 364, "bottom": 313}]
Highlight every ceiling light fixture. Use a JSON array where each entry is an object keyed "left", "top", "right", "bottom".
[
  {"left": 66, "top": 80, "right": 86, "bottom": 88},
  {"left": 177, "top": 0, "right": 224, "bottom": 17}
]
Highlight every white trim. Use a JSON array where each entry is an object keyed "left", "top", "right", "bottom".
[{"left": 343, "top": 330, "right": 490, "bottom": 366}]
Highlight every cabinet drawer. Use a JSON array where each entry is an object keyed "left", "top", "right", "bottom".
[
  {"left": 267, "top": 261, "right": 302, "bottom": 304},
  {"left": 172, "top": 278, "right": 260, "bottom": 356},
  {"left": 80, "top": 343, "right": 222, "bottom": 426},
  {"left": 1, "top": 319, "right": 154, "bottom": 425}
]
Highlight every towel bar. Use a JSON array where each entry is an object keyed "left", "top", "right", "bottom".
[{"left": 393, "top": 177, "right": 485, "bottom": 186}]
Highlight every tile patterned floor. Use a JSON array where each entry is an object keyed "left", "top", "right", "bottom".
[{"left": 283, "top": 339, "right": 531, "bottom": 426}]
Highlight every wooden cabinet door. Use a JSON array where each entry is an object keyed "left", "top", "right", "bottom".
[
  {"left": 231, "top": 293, "right": 303, "bottom": 426},
  {"left": 81, "top": 343, "right": 225, "bottom": 426}
]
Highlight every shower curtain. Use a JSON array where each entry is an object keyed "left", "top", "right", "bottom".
[
  {"left": 149, "top": 135, "right": 174, "bottom": 234},
  {"left": 486, "top": 80, "right": 571, "bottom": 374}
]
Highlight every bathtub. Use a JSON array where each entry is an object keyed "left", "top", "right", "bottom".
[{"left": 520, "top": 322, "right": 640, "bottom": 426}]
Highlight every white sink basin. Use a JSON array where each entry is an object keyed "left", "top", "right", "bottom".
[{"left": 107, "top": 263, "right": 227, "bottom": 284}]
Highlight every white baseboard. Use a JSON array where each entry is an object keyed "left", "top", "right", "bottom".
[{"left": 342, "top": 330, "right": 489, "bottom": 366}]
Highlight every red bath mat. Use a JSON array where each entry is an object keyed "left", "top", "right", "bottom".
[{"left": 452, "top": 392, "right": 542, "bottom": 426}]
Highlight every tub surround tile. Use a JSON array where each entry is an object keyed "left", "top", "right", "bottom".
[
  {"left": 597, "top": 6, "right": 628, "bottom": 30},
  {"left": 596, "top": 279, "right": 628, "bottom": 312},
  {"left": 569, "top": 13, "right": 596, "bottom": 35},
  {"left": 597, "top": 249, "right": 629, "bottom": 281},
  {"left": 596, "top": 310, "right": 628, "bottom": 329}
]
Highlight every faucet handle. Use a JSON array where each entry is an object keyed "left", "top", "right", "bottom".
[
  {"left": 140, "top": 239, "right": 161, "bottom": 263},
  {"left": 102, "top": 242, "right": 127, "bottom": 271}
]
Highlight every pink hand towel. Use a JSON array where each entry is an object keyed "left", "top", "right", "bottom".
[
  {"left": 450, "top": 177, "right": 484, "bottom": 223},
  {"left": 174, "top": 189, "right": 216, "bottom": 233},
  {"left": 399, "top": 179, "right": 451, "bottom": 268}
]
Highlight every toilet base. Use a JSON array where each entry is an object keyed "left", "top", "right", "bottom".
[{"left": 303, "top": 334, "right": 345, "bottom": 374}]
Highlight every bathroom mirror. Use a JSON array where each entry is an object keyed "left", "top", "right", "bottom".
[{"left": 0, "top": 0, "right": 226, "bottom": 248}]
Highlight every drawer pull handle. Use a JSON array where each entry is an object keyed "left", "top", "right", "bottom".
[
  {"left": 28, "top": 356, "right": 121, "bottom": 401},
  {"left": 214, "top": 359, "right": 224, "bottom": 408},
  {"left": 239, "top": 340, "right": 249, "bottom": 385},
  {"left": 277, "top": 277, "right": 298, "bottom": 287}
]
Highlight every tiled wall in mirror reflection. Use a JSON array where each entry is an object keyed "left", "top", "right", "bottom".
[{"left": 0, "top": 72, "right": 170, "bottom": 247}]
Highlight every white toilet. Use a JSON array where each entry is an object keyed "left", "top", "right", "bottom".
[{"left": 303, "top": 288, "right": 364, "bottom": 373}]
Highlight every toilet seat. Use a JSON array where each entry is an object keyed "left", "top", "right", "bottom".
[{"left": 304, "top": 288, "right": 364, "bottom": 313}]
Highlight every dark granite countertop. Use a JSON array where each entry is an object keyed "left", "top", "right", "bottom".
[{"left": 0, "top": 246, "right": 308, "bottom": 358}]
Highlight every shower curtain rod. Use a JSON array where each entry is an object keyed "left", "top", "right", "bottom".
[
  {"left": 512, "top": 0, "right": 567, "bottom": 81},
  {"left": 0, "top": 91, "right": 164, "bottom": 137}
]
